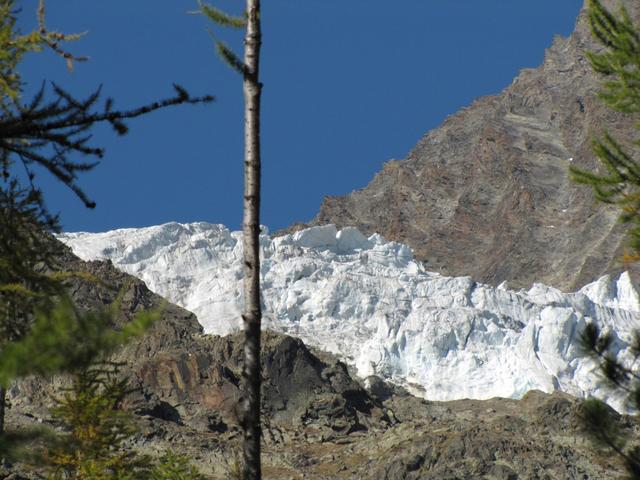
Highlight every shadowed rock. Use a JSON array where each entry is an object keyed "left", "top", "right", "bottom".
[{"left": 3, "top": 244, "right": 636, "bottom": 478}]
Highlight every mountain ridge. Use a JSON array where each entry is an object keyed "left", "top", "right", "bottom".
[
  {"left": 286, "top": 0, "right": 640, "bottom": 291},
  {"left": 59, "top": 221, "right": 640, "bottom": 412},
  {"left": 7, "top": 239, "right": 634, "bottom": 479}
]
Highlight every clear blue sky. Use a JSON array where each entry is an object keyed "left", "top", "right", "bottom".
[{"left": 18, "top": 1, "right": 583, "bottom": 233}]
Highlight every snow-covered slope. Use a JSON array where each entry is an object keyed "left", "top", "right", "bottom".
[{"left": 59, "top": 222, "right": 640, "bottom": 410}]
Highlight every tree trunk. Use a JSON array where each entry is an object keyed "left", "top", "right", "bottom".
[
  {"left": 241, "top": 0, "right": 262, "bottom": 479},
  {"left": 0, "top": 385, "right": 5, "bottom": 434}
]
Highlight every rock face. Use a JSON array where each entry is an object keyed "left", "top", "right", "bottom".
[
  {"left": 4, "top": 246, "right": 386, "bottom": 477},
  {"left": 59, "top": 222, "right": 640, "bottom": 410},
  {"left": 296, "top": 0, "right": 640, "bottom": 291},
  {"left": 4, "top": 244, "right": 637, "bottom": 479},
  {"left": 7, "top": 245, "right": 379, "bottom": 431}
]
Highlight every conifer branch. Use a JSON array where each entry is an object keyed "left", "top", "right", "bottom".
[
  {"left": 581, "top": 398, "right": 640, "bottom": 474},
  {"left": 0, "top": 83, "right": 214, "bottom": 208},
  {"left": 215, "top": 39, "right": 247, "bottom": 76},
  {"left": 199, "top": 1, "right": 246, "bottom": 28},
  {"left": 0, "top": 298, "right": 160, "bottom": 387},
  {"left": 36, "top": 0, "right": 88, "bottom": 71}
]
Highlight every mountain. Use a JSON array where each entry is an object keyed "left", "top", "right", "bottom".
[
  {"left": 8, "top": 2, "right": 640, "bottom": 478},
  {"left": 6, "top": 243, "right": 385, "bottom": 478},
  {"left": 289, "top": 0, "right": 640, "bottom": 291},
  {"left": 59, "top": 221, "right": 640, "bottom": 412},
  {"left": 4, "top": 238, "right": 633, "bottom": 479}
]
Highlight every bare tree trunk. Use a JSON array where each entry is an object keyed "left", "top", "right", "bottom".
[
  {"left": 0, "top": 385, "right": 5, "bottom": 434},
  {"left": 241, "top": 0, "right": 262, "bottom": 478}
]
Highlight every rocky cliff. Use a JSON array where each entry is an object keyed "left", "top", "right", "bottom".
[
  {"left": 4, "top": 245, "right": 636, "bottom": 479},
  {"left": 59, "top": 221, "right": 640, "bottom": 410},
  {"left": 297, "top": 0, "right": 640, "bottom": 291}
]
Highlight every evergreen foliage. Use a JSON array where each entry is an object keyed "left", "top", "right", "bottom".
[
  {"left": 0, "top": 2, "right": 212, "bottom": 478},
  {"left": 572, "top": 1, "right": 640, "bottom": 478},
  {"left": 0, "top": 176, "right": 66, "bottom": 435},
  {"left": 199, "top": 2, "right": 246, "bottom": 29},
  {"left": 0, "top": 297, "right": 160, "bottom": 467},
  {"left": 580, "top": 323, "right": 640, "bottom": 476},
  {"left": 0, "top": 0, "right": 86, "bottom": 106},
  {"left": 0, "top": 297, "right": 159, "bottom": 389},
  {"left": 0, "top": 181, "right": 63, "bottom": 339},
  {"left": 46, "top": 362, "right": 145, "bottom": 478},
  {"left": 0, "top": 0, "right": 210, "bottom": 386},
  {"left": 196, "top": 1, "right": 247, "bottom": 76},
  {"left": 0, "top": 300, "right": 207, "bottom": 478},
  {"left": 46, "top": 362, "right": 207, "bottom": 480},
  {"left": 582, "top": 397, "right": 640, "bottom": 477},
  {"left": 0, "top": 81, "right": 213, "bottom": 210},
  {"left": 0, "top": 0, "right": 213, "bottom": 212},
  {"left": 149, "top": 452, "right": 208, "bottom": 480},
  {"left": 570, "top": 0, "right": 640, "bottom": 263}
]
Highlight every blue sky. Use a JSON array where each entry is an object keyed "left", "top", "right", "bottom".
[{"left": 18, "top": 1, "right": 583, "bottom": 233}]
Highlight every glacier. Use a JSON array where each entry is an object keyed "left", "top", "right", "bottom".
[{"left": 59, "top": 222, "right": 640, "bottom": 411}]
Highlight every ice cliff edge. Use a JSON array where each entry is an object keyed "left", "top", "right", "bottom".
[{"left": 60, "top": 222, "right": 640, "bottom": 411}]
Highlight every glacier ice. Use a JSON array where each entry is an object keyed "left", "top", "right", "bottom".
[{"left": 59, "top": 222, "right": 640, "bottom": 410}]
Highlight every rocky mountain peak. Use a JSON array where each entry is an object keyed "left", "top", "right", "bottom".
[{"left": 296, "top": 0, "right": 640, "bottom": 291}]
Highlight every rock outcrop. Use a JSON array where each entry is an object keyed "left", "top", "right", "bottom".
[
  {"left": 59, "top": 222, "right": 640, "bottom": 410},
  {"left": 4, "top": 245, "right": 637, "bottom": 478},
  {"left": 295, "top": 0, "right": 640, "bottom": 291}
]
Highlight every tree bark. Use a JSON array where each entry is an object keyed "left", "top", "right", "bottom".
[
  {"left": 241, "top": 0, "right": 262, "bottom": 478},
  {"left": 0, "top": 385, "right": 5, "bottom": 434}
]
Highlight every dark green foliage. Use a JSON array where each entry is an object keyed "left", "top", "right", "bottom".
[
  {"left": 586, "top": 1, "right": 640, "bottom": 114},
  {"left": 582, "top": 398, "right": 640, "bottom": 478},
  {"left": 0, "top": 0, "right": 209, "bottom": 372},
  {"left": 46, "top": 362, "right": 145, "bottom": 478},
  {"left": 0, "top": 0, "right": 211, "bottom": 353},
  {"left": 583, "top": 398, "right": 624, "bottom": 450},
  {"left": 572, "top": 2, "right": 640, "bottom": 478},
  {"left": 0, "top": 181, "right": 64, "bottom": 340},
  {"left": 215, "top": 40, "right": 246, "bottom": 76},
  {"left": 196, "top": 1, "right": 248, "bottom": 78},
  {"left": 149, "top": 452, "right": 208, "bottom": 480},
  {"left": 0, "top": 81, "right": 214, "bottom": 209},
  {"left": 199, "top": 2, "right": 246, "bottom": 29},
  {"left": 0, "top": 297, "right": 160, "bottom": 389},
  {"left": 580, "top": 321, "right": 640, "bottom": 478},
  {"left": 0, "top": 297, "right": 160, "bottom": 464},
  {"left": 46, "top": 363, "right": 208, "bottom": 479},
  {"left": 0, "top": 0, "right": 213, "bottom": 211},
  {"left": 580, "top": 323, "right": 640, "bottom": 410},
  {"left": 0, "top": 178, "right": 66, "bottom": 436},
  {"left": 570, "top": 0, "right": 640, "bottom": 262},
  {"left": 0, "top": 425, "right": 57, "bottom": 465},
  {"left": 0, "top": 2, "right": 213, "bottom": 476}
]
